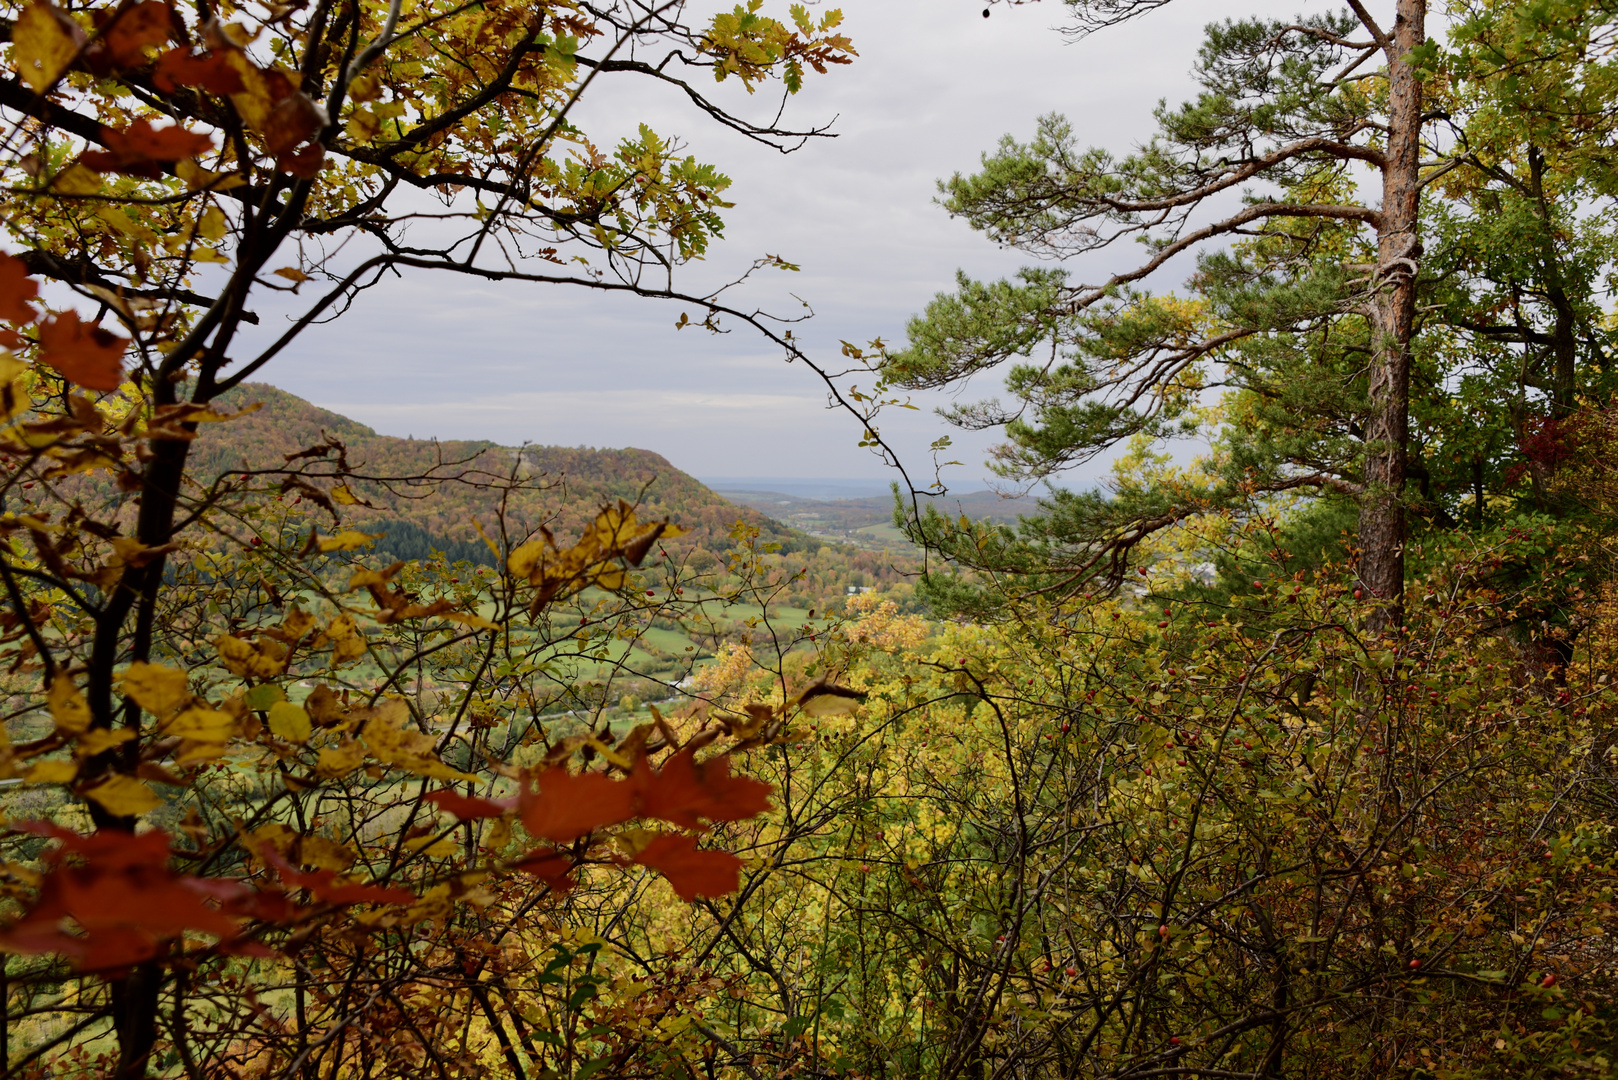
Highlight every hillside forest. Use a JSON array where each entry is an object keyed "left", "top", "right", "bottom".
[{"left": 4, "top": 0, "right": 1618, "bottom": 1078}]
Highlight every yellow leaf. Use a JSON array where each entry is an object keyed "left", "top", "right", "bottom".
[
  {"left": 165, "top": 706, "right": 236, "bottom": 741},
  {"left": 119, "top": 661, "right": 190, "bottom": 719},
  {"left": 441, "top": 610, "right": 500, "bottom": 631},
  {"left": 267, "top": 701, "right": 312, "bottom": 743},
  {"left": 13, "top": 2, "right": 81, "bottom": 91},
  {"left": 174, "top": 159, "right": 246, "bottom": 192},
  {"left": 360, "top": 699, "right": 477, "bottom": 781},
  {"left": 215, "top": 633, "right": 287, "bottom": 678},
  {"left": 198, "top": 206, "right": 228, "bottom": 242},
  {"left": 404, "top": 835, "right": 458, "bottom": 858},
  {"left": 508, "top": 537, "right": 551, "bottom": 578},
  {"left": 317, "top": 530, "right": 382, "bottom": 552},
  {"left": 273, "top": 267, "right": 312, "bottom": 283},
  {"left": 50, "top": 163, "right": 102, "bottom": 196},
  {"left": 84, "top": 774, "right": 162, "bottom": 816},
  {"left": 76, "top": 728, "right": 135, "bottom": 756},
  {"left": 331, "top": 483, "right": 359, "bottom": 505},
  {"left": 25, "top": 759, "right": 77, "bottom": 783},
  {"left": 315, "top": 737, "right": 365, "bottom": 777},
  {"left": 175, "top": 739, "right": 228, "bottom": 764},
  {"left": 298, "top": 835, "right": 355, "bottom": 871},
  {"left": 48, "top": 676, "right": 90, "bottom": 734}
]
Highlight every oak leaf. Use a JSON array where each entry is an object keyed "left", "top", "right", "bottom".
[
  {"left": 37, "top": 311, "right": 127, "bottom": 392},
  {"left": 633, "top": 834, "right": 743, "bottom": 901}
]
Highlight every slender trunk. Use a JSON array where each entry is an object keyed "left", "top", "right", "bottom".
[{"left": 1357, "top": 0, "right": 1425, "bottom": 626}]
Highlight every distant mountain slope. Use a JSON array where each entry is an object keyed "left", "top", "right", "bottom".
[{"left": 190, "top": 383, "right": 808, "bottom": 563}]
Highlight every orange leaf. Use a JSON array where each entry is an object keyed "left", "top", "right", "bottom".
[
  {"left": 0, "top": 254, "right": 40, "bottom": 324},
  {"left": 37, "top": 311, "right": 126, "bottom": 391},
  {"left": 518, "top": 767, "right": 636, "bottom": 843},
  {"left": 152, "top": 47, "right": 245, "bottom": 95},
  {"left": 0, "top": 824, "right": 261, "bottom": 970},
  {"left": 96, "top": 0, "right": 173, "bottom": 69},
  {"left": 81, "top": 119, "right": 214, "bottom": 178},
  {"left": 426, "top": 789, "right": 509, "bottom": 820},
  {"left": 510, "top": 848, "right": 575, "bottom": 891},
  {"left": 633, "top": 834, "right": 742, "bottom": 901},
  {"left": 633, "top": 747, "right": 773, "bottom": 830}
]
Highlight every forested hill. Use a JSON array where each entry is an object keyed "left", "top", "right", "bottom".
[{"left": 192, "top": 383, "right": 814, "bottom": 566}]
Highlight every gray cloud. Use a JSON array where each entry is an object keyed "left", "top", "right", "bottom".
[{"left": 257, "top": 0, "right": 1318, "bottom": 488}]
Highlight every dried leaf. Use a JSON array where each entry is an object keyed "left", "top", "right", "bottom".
[
  {"left": 314, "top": 737, "right": 365, "bottom": 777},
  {"left": 25, "top": 759, "right": 77, "bottom": 783},
  {"left": 633, "top": 747, "right": 773, "bottom": 830}
]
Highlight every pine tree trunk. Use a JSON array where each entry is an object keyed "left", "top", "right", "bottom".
[{"left": 1358, "top": 0, "right": 1426, "bottom": 626}]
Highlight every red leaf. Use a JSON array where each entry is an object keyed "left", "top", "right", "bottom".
[
  {"left": 633, "top": 834, "right": 742, "bottom": 901},
  {"left": 277, "top": 143, "right": 325, "bottom": 177},
  {"left": 258, "top": 848, "right": 413, "bottom": 905},
  {"left": 81, "top": 119, "right": 214, "bottom": 177},
  {"left": 96, "top": 0, "right": 173, "bottom": 68},
  {"left": 426, "top": 789, "right": 509, "bottom": 820},
  {"left": 263, "top": 89, "right": 325, "bottom": 155},
  {"left": 37, "top": 310, "right": 126, "bottom": 391},
  {"left": 633, "top": 747, "right": 773, "bottom": 830},
  {"left": 0, "top": 254, "right": 40, "bottom": 324},
  {"left": 510, "top": 848, "right": 575, "bottom": 892},
  {"left": 0, "top": 825, "right": 266, "bottom": 971},
  {"left": 152, "top": 47, "right": 245, "bottom": 94},
  {"left": 518, "top": 767, "right": 636, "bottom": 843}
]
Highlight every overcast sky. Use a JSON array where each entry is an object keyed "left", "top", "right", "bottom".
[{"left": 260, "top": 0, "right": 1313, "bottom": 489}]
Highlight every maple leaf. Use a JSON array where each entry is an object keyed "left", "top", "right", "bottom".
[
  {"left": 0, "top": 254, "right": 40, "bottom": 324},
  {"left": 518, "top": 767, "right": 636, "bottom": 843},
  {"left": 633, "top": 834, "right": 743, "bottom": 901},
  {"left": 37, "top": 311, "right": 127, "bottom": 392},
  {"left": 94, "top": 0, "right": 173, "bottom": 69},
  {"left": 0, "top": 825, "right": 258, "bottom": 970},
  {"left": 81, "top": 119, "right": 215, "bottom": 178},
  {"left": 634, "top": 747, "right": 774, "bottom": 830},
  {"left": 510, "top": 848, "right": 576, "bottom": 892},
  {"left": 426, "top": 789, "right": 510, "bottom": 820},
  {"left": 152, "top": 47, "right": 246, "bottom": 95}
]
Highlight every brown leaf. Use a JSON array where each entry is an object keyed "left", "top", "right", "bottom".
[
  {"left": 80, "top": 119, "right": 214, "bottom": 178},
  {"left": 632, "top": 747, "right": 773, "bottom": 830},
  {"left": 518, "top": 767, "right": 636, "bottom": 843}
]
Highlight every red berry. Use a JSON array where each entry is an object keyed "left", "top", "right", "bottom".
[
  {"left": 1409, "top": 959, "right": 1420, "bottom": 969},
  {"left": 1542, "top": 973, "right": 1557, "bottom": 988},
  {"left": 1170, "top": 1036, "right": 1181, "bottom": 1045},
  {"left": 1064, "top": 966, "right": 1076, "bottom": 977}
]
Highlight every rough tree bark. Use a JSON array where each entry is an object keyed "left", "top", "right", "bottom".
[{"left": 1356, "top": 0, "right": 1426, "bottom": 623}]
